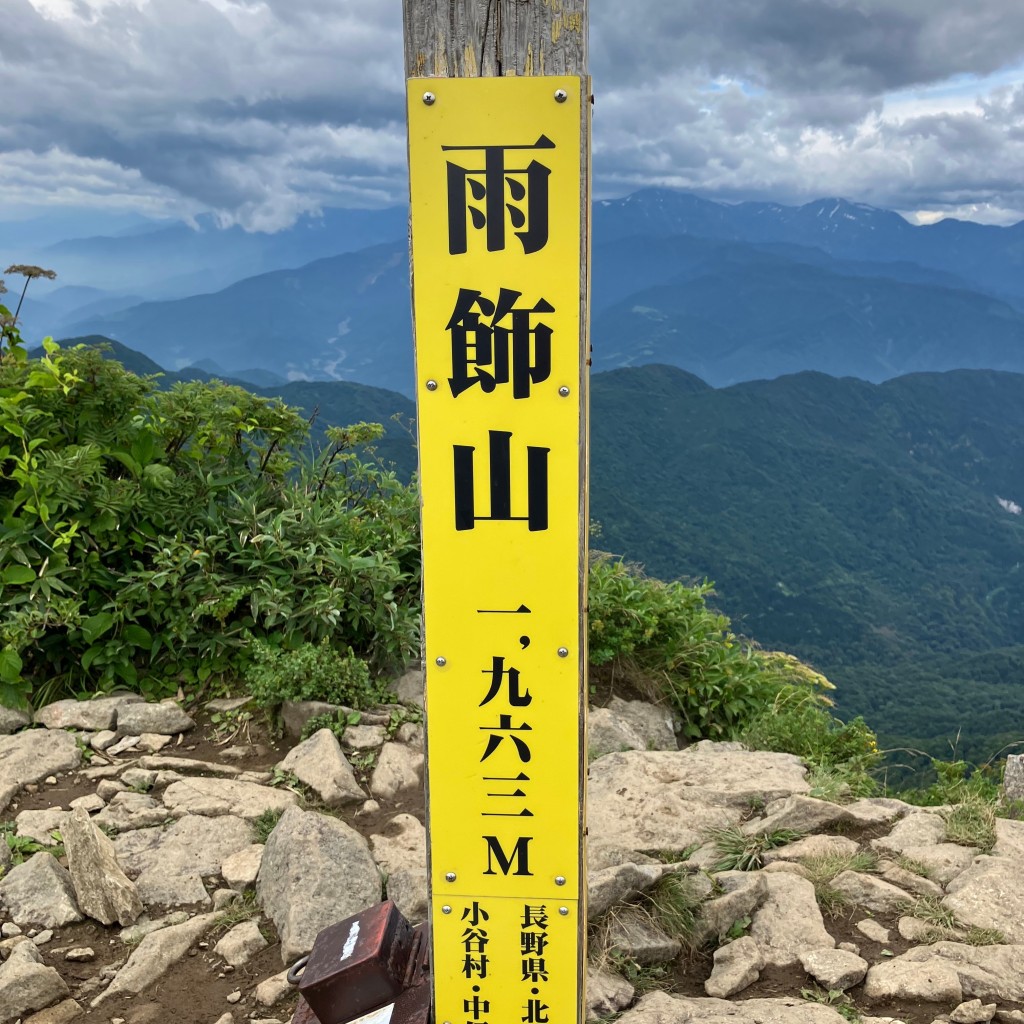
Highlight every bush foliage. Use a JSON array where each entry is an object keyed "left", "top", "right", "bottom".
[{"left": 0, "top": 341, "right": 419, "bottom": 707}]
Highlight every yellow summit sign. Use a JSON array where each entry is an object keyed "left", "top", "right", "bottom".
[{"left": 407, "top": 74, "right": 589, "bottom": 1024}]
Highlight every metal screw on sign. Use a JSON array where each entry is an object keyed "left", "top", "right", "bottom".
[
  {"left": 445, "top": 872, "right": 456, "bottom": 882},
  {"left": 441, "top": 906, "right": 452, "bottom": 915},
  {"left": 558, "top": 386, "right": 571, "bottom": 397},
  {"left": 426, "top": 379, "right": 438, "bottom": 391},
  {"left": 559, "top": 907, "right": 569, "bottom": 916},
  {"left": 555, "top": 876, "right": 566, "bottom": 886},
  {"left": 435, "top": 656, "right": 447, "bottom": 667},
  {"left": 557, "top": 647, "right": 569, "bottom": 658},
  {"left": 554, "top": 89, "right": 568, "bottom": 103},
  {"left": 423, "top": 92, "right": 436, "bottom": 105}
]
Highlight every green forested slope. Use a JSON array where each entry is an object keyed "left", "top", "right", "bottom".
[{"left": 589, "top": 365, "right": 1024, "bottom": 761}]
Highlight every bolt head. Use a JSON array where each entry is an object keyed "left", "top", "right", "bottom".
[
  {"left": 423, "top": 92, "right": 436, "bottom": 105},
  {"left": 559, "top": 907, "right": 569, "bottom": 916},
  {"left": 441, "top": 905, "right": 452, "bottom": 915},
  {"left": 554, "top": 89, "right": 568, "bottom": 103},
  {"left": 555, "top": 875, "right": 566, "bottom": 886},
  {"left": 557, "top": 647, "right": 569, "bottom": 658},
  {"left": 426, "top": 379, "right": 438, "bottom": 391},
  {"left": 445, "top": 872, "right": 456, "bottom": 882},
  {"left": 435, "top": 656, "right": 447, "bottom": 667},
  {"left": 558, "top": 386, "right": 570, "bottom": 397}
]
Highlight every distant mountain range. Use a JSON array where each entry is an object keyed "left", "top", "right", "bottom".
[
  {"left": 59, "top": 338, "right": 1024, "bottom": 763},
  {"left": 6, "top": 188, "right": 1024, "bottom": 392}
]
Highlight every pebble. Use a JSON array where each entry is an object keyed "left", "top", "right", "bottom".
[
  {"left": 226, "top": 990, "right": 242, "bottom": 1003},
  {"left": 33, "top": 929, "right": 54, "bottom": 945},
  {"left": 65, "top": 946, "right": 96, "bottom": 961},
  {"left": 1, "top": 923, "right": 22, "bottom": 937},
  {"left": 45, "top": 775, "right": 58, "bottom": 784}
]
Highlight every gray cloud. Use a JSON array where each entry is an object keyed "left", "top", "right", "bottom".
[{"left": 3, "top": 0, "right": 1024, "bottom": 229}]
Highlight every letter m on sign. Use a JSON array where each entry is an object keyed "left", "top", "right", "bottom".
[{"left": 482, "top": 835, "right": 533, "bottom": 876}]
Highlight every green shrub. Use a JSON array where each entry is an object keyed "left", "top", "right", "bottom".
[
  {"left": 245, "top": 639, "right": 389, "bottom": 709},
  {"left": 0, "top": 342, "right": 420, "bottom": 708},
  {"left": 588, "top": 556, "right": 774, "bottom": 738}
]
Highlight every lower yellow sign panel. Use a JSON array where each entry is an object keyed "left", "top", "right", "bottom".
[{"left": 432, "top": 895, "right": 580, "bottom": 1024}]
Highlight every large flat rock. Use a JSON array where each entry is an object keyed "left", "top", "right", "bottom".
[
  {"left": 617, "top": 990, "right": 850, "bottom": 1024},
  {"left": 0, "top": 731, "right": 81, "bottom": 812},
  {"left": 588, "top": 747, "right": 808, "bottom": 854},
  {"left": 944, "top": 858, "right": 1024, "bottom": 944},
  {"left": 162, "top": 777, "right": 297, "bottom": 819}
]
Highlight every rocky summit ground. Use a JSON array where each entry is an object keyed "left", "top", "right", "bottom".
[{"left": 1, "top": 685, "right": 1023, "bottom": 1024}]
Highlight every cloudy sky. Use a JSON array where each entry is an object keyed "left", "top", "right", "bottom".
[{"left": 4, "top": 0, "right": 1024, "bottom": 231}]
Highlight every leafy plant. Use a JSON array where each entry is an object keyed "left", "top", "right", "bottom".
[
  {"left": 724, "top": 915, "right": 751, "bottom": 941},
  {"left": 706, "top": 825, "right": 803, "bottom": 871},
  {"left": 384, "top": 704, "right": 423, "bottom": 740},
  {"left": 245, "top": 639, "right": 388, "bottom": 710},
  {"left": 251, "top": 808, "right": 284, "bottom": 844},
  {"left": 2, "top": 822, "right": 65, "bottom": 865},
  {"left": 641, "top": 872, "right": 706, "bottom": 948},
  {"left": 301, "top": 708, "right": 363, "bottom": 742},
  {"left": 800, "top": 986, "right": 861, "bottom": 1024},
  {"left": 942, "top": 797, "right": 996, "bottom": 853}
]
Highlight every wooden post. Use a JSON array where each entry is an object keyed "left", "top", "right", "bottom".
[{"left": 403, "top": 2, "right": 590, "bottom": 1023}]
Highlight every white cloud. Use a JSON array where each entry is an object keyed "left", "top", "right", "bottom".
[{"left": 4, "top": 0, "right": 1024, "bottom": 227}]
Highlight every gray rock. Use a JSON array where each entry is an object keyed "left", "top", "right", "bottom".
[
  {"left": 137, "top": 755, "right": 241, "bottom": 776},
  {"left": 95, "top": 779, "right": 126, "bottom": 801},
  {"left": 15, "top": 808, "right": 69, "bottom": 846},
  {"left": 951, "top": 1000, "right": 998, "bottom": 1024},
  {"left": 392, "top": 668, "right": 424, "bottom": 707},
  {"left": 93, "top": 792, "right": 169, "bottom": 832},
  {"left": 90, "top": 730, "right": 118, "bottom": 751},
  {"left": 395, "top": 722, "right": 424, "bottom": 748},
  {"left": 705, "top": 935, "right": 763, "bottom": 997},
  {"left": 608, "top": 696, "right": 678, "bottom": 750},
  {"left": 105, "top": 734, "right": 141, "bottom": 756},
  {"left": 64, "top": 947, "right": 95, "bottom": 961},
  {"left": 280, "top": 700, "right": 344, "bottom": 741},
  {"left": 856, "top": 918, "right": 891, "bottom": 944},
  {"left": 257, "top": 806, "right": 382, "bottom": 964},
  {"left": 162, "top": 777, "right": 298, "bottom": 819},
  {"left": 32, "top": 928, "right": 53, "bottom": 945},
  {"left": 92, "top": 912, "right": 218, "bottom": 1006},
  {"left": 876, "top": 858, "right": 944, "bottom": 898},
  {"left": 0, "top": 939, "right": 70, "bottom": 1024},
  {"left": 1003, "top": 753, "right": 1024, "bottom": 803},
  {"left": 137, "top": 732, "right": 173, "bottom": 753},
  {"left": 876, "top": 811, "right": 947, "bottom": 850},
  {"left": 992, "top": 818, "right": 1024, "bottom": 858},
  {"left": 34, "top": 695, "right": 142, "bottom": 731},
  {"left": 588, "top": 706, "right": 654, "bottom": 759},
  {"left": 588, "top": 748, "right": 808, "bottom": 855},
  {"left": 617, "top": 990, "right": 850, "bottom": 1024},
  {"left": 763, "top": 834, "right": 860, "bottom": 863},
  {"left": 62, "top": 806, "right": 143, "bottom": 926},
  {"left": 872, "top": 837, "right": 977, "bottom": 886},
  {"left": 0, "top": 852, "right": 83, "bottom": 928},
  {"left": 119, "top": 910, "right": 190, "bottom": 944},
  {"left": 863, "top": 952, "right": 964, "bottom": 1003},
  {"left": 121, "top": 767, "right": 159, "bottom": 790},
  {"left": 255, "top": 969, "right": 292, "bottom": 1007},
  {"left": 342, "top": 724, "right": 387, "bottom": 750},
  {"left": 114, "top": 814, "right": 254, "bottom": 907},
  {"left": 0, "top": 706, "right": 31, "bottom": 735},
  {"left": 115, "top": 702, "right": 195, "bottom": 735},
  {"left": 602, "top": 906, "right": 681, "bottom": 965},
  {"left": 221, "top": 844, "right": 264, "bottom": 891},
  {"left": 944, "top": 858, "right": 1024, "bottom": 943},
  {"left": 206, "top": 697, "right": 253, "bottom": 713},
  {"left": 586, "top": 966, "right": 635, "bottom": 1020},
  {"left": 587, "top": 861, "right": 676, "bottom": 921},
  {"left": 799, "top": 948, "right": 869, "bottom": 991},
  {"left": 21, "top": 997, "right": 83, "bottom": 1023},
  {"left": 897, "top": 916, "right": 939, "bottom": 942},
  {"left": 69, "top": 792, "right": 106, "bottom": 814},
  {"left": 214, "top": 919, "right": 268, "bottom": 967},
  {"left": 830, "top": 870, "right": 915, "bottom": 914},
  {"left": 748, "top": 873, "right": 835, "bottom": 967},
  {"left": 278, "top": 729, "right": 366, "bottom": 807},
  {"left": 369, "top": 813, "right": 427, "bottom": 924},
  {"left": 695, "top": 872, "right": 768, "bottom": 945},
  {"left": 744, "top": 794, "right": 853, "bottom": 837},
  {"left": 0, "top": 730, "right": 82, "bottom": 813},
  {"left": 369, "top": 742, "right": 424, "bottom": 800}
]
